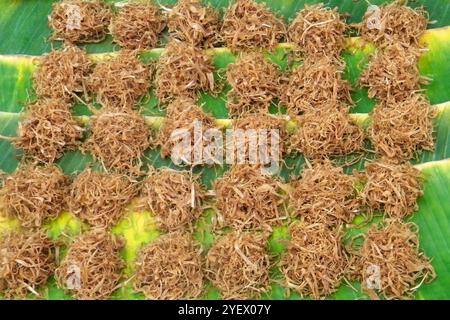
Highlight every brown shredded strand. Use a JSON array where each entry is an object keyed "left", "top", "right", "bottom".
[
  {"left": 168, "top": 0, "right": 221, "bottom": 47},
  {"left": 157, "top": 96, "right": 217, "bottom": 165},
  {"left": 1, "top": 164, "right": 68, "bottom": 229},
  {"left": 88, "top": 50, "right": 151, "bottom": 110},
  {"left": 0, "top": 230, "right": 57, "bottom": 299},
  {"left": 289, "top": 160, "right": 359, "bottom": 227},
  {"left": 290, "top": 105, "right": 364, "bottom": 159},
  {"left": 14, "top": 99, "right": 84, "bottom": 164},
  {"left": 221, "top": 0, "right": 286, "bottom": 51},
  {"left": 229, "top": 113, "right": 287, "bottom": 165},
  {"left": 280, "top": 222, "right": 347, "bottom": 299},
  {"left": 49, "top": 0, "right": 112, "bottom": 44},
  {"left": 110, "top": 2, "right": 166, "bottom": 50},
  {"left": 288, "top": 4, "right": 346, "bottom": 58},
  {"left": 349, "top": 219, "right": 435, "bottom": 300},
  {"left": 369, "top": 94, "right": 435, "bottom": 161},
  {"left": 226, "top": 52, "right": 282, "bottom": 117},
  {"left": 55, "top": 229, "right": 125, "bottom": 300},
  {"left": 33, "top": 45, "right": 92, "bottom": 101},
  {"left": 214, "top": 165, "right": 286, "bottom": 230},
  {"left": 360, "top": 44, "right": 425, "bottom": 102},
  {"left": 155, "top": 41, "right": 215, "bottom": 103},
  {"left": 84, "top": 109, "right": 151, "bottom": 175},
  {"left": 134, "top": 232, "right": 203, "bottom": 299},
  {"left": 68, "top": 168, "right": 139, "bottom": 228},
  {"left": 282, "top": 57, "right": 352, "bottom": 115},
  {"left": 361, "top": 159, "right": 423, "bottom": 219},
  {"left": 140, "top": 169, "right": 206, "bottom": 232},
  {"left": 206, "top": 231, "right": 270, "bottom": 299},
  {"left": 360, "top": 3, "right": 428, "bottom": 47}
]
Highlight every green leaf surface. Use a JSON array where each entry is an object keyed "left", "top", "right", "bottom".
[
  {"left": 1, "top": 0, "right": 450, "bottom": 301},
  {"left": 1, "top": 26, "right": 449, "bottom": 115}
]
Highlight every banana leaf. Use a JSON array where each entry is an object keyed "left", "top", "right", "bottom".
[
  {"left": 0, "top": 0, "right": 449, "bottom": 300},
  {"left": 1, "top": 0, "right": 449, "bottom": 55}
]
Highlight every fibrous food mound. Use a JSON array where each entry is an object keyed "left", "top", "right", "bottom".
[
  {"left": 360, "top": 3, "right": 428, "bottom": 47},
  {"left": 288, "top": 4, "right": 346, "bottom": 58},
  {"left": 155, "top": 41, "right": 215, "bottom": 103},
  {"left": 280, "top": 223, "right": 347, "bottom": 299},
  {"left": 141, "top": 169, "right": 206, "bottom": 232},
  {"left": 0, "top": 230, "right": 57, "bottom": 299},
  {"left": 349, "top": 219, "right": 435, "bottom": 300},
  {"left": 226, "top": 52, "right": 282, "bottom": 117},
  {"left": 221, "top": 0, "right": 286, "bottom": 51},
  {"left": 168, "top": 0, "right": 221, "bottom": 47},
  {"left": 282, "top": 57, "right": 352, "bottom": 115},
  {"left": 84, "top": 110, "right": 151, "bottom": 174},
  {"left": 1, "top": 164, "right": 68, "bottom": 228},
  {"left": 68, "top": 168, "right": 139, "bottom": 228},
  {"left": 229, "top": 113, "right": 287, "bottom": 165},
  {"left": 157, "top": 97, "right": 217, "bottom": 165},
  {"left": 289, "top": 160, "right": 359, "bottom": 227},
  {"left": 206, "top": 231, "right": 270, "bottom": 299},
  {"left": 290, "top": 106, "right": 364, "bottom": 159},
  {"left": 55, "top": 229, "right": 125, "bottom": 300},
  {"left": 360, "top": 44, "right": 424, "bottom": 102},
  {"left": 34, "top": 45, "right": 92, "bottom": 101},
  {"left": 214, "top": 165, "right": 285, "bottom": 230},
  {"left": 49, "top": 0, "right": 112, "bottom": 43},
  {"left": 134, "top": 232, "right": 203, "bottom": 299},
  {"left": 14, "top": 99, "right": 83, "bottom": 164},
  {"left": 369, "top": 94, "right": 435, "bottom": 161},
  {"left": 110, "top": 2, "right": 166, "bottom": 50},
  {"left": 361, "top": 159, "right": 423, "bottom": 219},
  {"left": 88, "top": 50, "right": 150, "bottom": 109}
]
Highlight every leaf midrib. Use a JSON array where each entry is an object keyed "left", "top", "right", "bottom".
[
  {"left": 0, "top": 26, "right": 447, "bottom": 60},
  {"left": 0, "top": 100, "right": 448, "bottom": 123}
]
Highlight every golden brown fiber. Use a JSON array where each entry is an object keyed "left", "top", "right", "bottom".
[
  {"left": 68, "top": 168, "right": 139, "bottom": 228},
  {"left": 110, "top": 2, "right": 166, "bottom": 50},
  {"left": 0, "top": 230, "right": 57, "bottom": 299},
  {"left": 226, "top": 52, "right": 282, "bottom": 117},
  {"left": 55, "top": 229, "right": 125, "bottom": 300},
  {"left": 206, "top": 231, "right": 270, "bottom": 299},
  {"left": 360, "top": 44, "right": 425, "bottom": 102},
  {"left": 214, "top": 165, "right": 286, "bottom": 230},
  {"left": 289, "top": 160, "right": 359, "bottom": 227},
  {"left": 49, "top": 0, "right": 112, "bottom": 43},
  {"left": 360, "top": 159, "right": 423, "bottom": 219},
  {"left": 282, "top": 57, "right": 352, "bottom": 115},
  {"left": 157, "top": 97, "right": 217, "bottom": 164},
  {"left": 84, "top": 110, "right": 152, "bottom": 175},
  {"left": 33, "top": 45, "right": 92, "bottom": 101},
  {"left": 155, "top": 41, "right": 215, "bottom": 103},
  {"left": 1, "top": 164, "right": 68, "bottom": 228},
  {"left": 289, "top": 106, "right": 364, "bottom": 159},
  {"left": 349, "top": 219, "right": 435, "bottom": 300},
  {"left": 280, "top": 223, "right": 347, "bottom": 299},
  {"left": 88, "top": 50, "right": 151, "bottom": 109},
  {"left": 141, "top": 169, "right": 206, "bottom": 232},
  {"left": 134, "top": 232, "right": 204, "bottom": 299},
  {"left": 14, "top": 99, "right": 83, "bottom": 164},
  {"left": 288, "top": 4, "right": 346, "bottom": 58},
  {"left": 168, "top": 0, "right": 221, "bottom": 47},
  {"left": 369, "top": 94, "right": 435, "bottom": 161},
  {"left": 229, "top": 113, "right": 287, "bottom": 165},
  {"left": 360, "top": 3, "right": 428, "bottom": 47}
]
